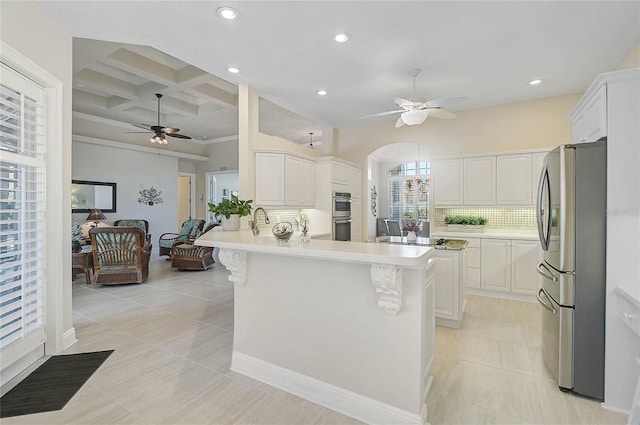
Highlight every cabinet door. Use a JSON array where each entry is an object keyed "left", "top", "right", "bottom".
[
  {"left": 464, "top": 156, "right": 496, "bottom": 205},
  {"left": 285, "top": 156, "right": 315, "bottom": 207},
  {"left": 572, "top": 85, "right": 607, "bottom": 144},
  {"left": 496, "top": 154, "right": 532, "bottom": 205},
  {"left": 433, "top": 250, "right": 459, "bottom": 320},
  {"left": 331, "top": 161, "right": 348, "bottom": 185},
  {"left": 433, "top": 159, "right": 464, "bottom": 205},
  {"left": 510, "top": 240, "right": 541, "bottom": 296},
  {"left": 350, "top": 166, "right": 362, "bottom": 198},
  {"left": 481, "top": 239, "right": 511, "bottom": 292},
  {"left": 255, "top": 153, "right": 285, "bottom": 205},
  {"left": 351, "top": 198, "right": 362, "bottom": 242}
]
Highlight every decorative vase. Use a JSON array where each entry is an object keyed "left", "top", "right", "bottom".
[
  {"left": 407, "top": 231, "right": 417, "bottom": 242},
  {"left": 72, "top": 240, "right": 82, "bottom": 253},
  {"left": 299, "top": 229, "right": 310, "bottom": 244},
  {"left": 221, "top": 214, "right": 241, "bottom": 231}
]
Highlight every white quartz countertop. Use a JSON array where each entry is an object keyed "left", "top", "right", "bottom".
[
  {"left": 432, "top": 228, "right": 539, "bottom": 241},
  {"left": 196, "top": 230, "right": 432, "bottom": 267}
]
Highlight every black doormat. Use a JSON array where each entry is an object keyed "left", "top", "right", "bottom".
[{"left": 0, "top": 350, "right": 113, "bottom": 418}]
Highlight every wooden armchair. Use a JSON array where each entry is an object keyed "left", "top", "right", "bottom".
[
  {"left": 169, "top": 222, "right": 219, "bottom": 271},
  {"left": 158, "top": 219, "right": 205, "bottom": 257},
  {"left": 114, "top": 219, "right": 151, "bottom": 245},
  {"left": 89, "top": 226, "right": 151, "bottom": 285}
]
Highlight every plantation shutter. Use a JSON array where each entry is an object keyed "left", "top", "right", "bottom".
[{"left": 0, "top": 64, "right": 46, "bottom": 356}]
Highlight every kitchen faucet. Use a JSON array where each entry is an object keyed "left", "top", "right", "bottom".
[{"left": 251, "top": 207, "right": 270, "bottom": 236}]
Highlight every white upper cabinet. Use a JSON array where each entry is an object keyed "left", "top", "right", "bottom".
[
  {"left": 255, "top": 152, "right": 285, "bottom": 205},
  {"left": 571, "top": 84, "right": 607, "bottom": 144},
  {"left": 433, "top": 159, "right": 464, "bottom": 205},
  {"left": 464, "top": 156, "right": 496, "bottom": 205},
  {"left": 331, "top": 161, "right": 349, "bottom": 185},
  {"left": 285, "top": 155, "right": 315, "bottom": 207},
  {"left": 255, "top": 152, "right": 315, "bottom": 207},
  {"left": 349, "top": 166, "right": 362, "bottom": 198},
  {"left": 496, "top": 154, "right": 533, "bottom": 205},
  {"left": 532, "top": 152, "right": 547, "bottom": 204}
]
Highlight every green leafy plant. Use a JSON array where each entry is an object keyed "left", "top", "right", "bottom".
[
  {"left": 208, "top": 195, "right": 253, "bottom": 219},
  {"left": 444, "top": 215, "right": 488, "bottom": 226}
]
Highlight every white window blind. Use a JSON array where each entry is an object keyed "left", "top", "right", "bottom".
[
  {"left": 388, "top": 161, "right": 431, "bottom": 225},
  {"left": 0, "top": 65, "right": 46, "bottom": 352}
]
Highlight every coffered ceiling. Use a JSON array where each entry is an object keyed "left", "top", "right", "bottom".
[{"left": 36, "top": 1, "right": 640, "bottom": 150}]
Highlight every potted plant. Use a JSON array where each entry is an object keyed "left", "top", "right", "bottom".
[
  {"left": 444, "top": 215, "right": 488, "bottom": 232},
  {"left": 208, "top": 194, "right": 253, "bottom": 231},
  {"left": 72, "top": 223, "right": 83, "bottom": 253}
]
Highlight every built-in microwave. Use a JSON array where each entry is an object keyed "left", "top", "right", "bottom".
[{"left": 332, "top": 191, "right": 351, "bottom": 218}]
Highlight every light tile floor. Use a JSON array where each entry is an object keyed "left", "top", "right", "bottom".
[{"left": 2, "top": 257, "right": 629, "bottom": 424}]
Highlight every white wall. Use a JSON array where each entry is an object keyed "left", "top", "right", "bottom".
[
  {"left": 1, "top": 1, "right": 74, "bottom": 356},
  {"left": 72, "top": 141, "right": 179, "bottom": 245},
  {"left": 366, "top": 158, "right": 382, "bottom": 240}
]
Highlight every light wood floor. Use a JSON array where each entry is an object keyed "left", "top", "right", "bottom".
[{"left": 2, "top": 256, "right": 629, "bottom": 424}]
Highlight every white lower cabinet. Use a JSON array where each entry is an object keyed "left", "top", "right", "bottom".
[
  {"left": 510, "top": 240, "right": 541, "bottom": 296},
  {"left": 433, "top": 249, "right": 467, "bottom": 329},
  {"left": 481, "top": 239, "right": 511, "bottom": 292},
  {"left": 465, "top": 238, "right": 481, "bottom": 289}
]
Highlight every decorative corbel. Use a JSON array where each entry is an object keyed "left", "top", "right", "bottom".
[
  {"left": 218, "top": 248, "right": 248, "bottom": 286},
  {"left": 370, "top": 264, "right": 402, "bottom": 314}
]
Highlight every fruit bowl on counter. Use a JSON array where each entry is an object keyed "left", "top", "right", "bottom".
[{"left": 272, "top": 222, "right": 294, "bottom": 242}]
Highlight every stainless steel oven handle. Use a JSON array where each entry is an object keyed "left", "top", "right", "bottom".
[
  {"left": 537, "top": 262, "right": 558, "bottom": 282},
  {"left": 334, "top": 220, "right": 352, "bottom": 224},
  {"left": 537, "top": 288, "right": 558, "bottom": 315}
]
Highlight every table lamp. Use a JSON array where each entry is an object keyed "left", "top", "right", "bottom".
[{"left": 86, "top": 208, "right": 106, "bottom": 229}]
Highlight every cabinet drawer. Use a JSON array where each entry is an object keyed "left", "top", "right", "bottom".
[
  {"left": 465, "top": 238, "right": 481, "bottom": 248},
  {"left": 617, "top": 288, "right": 640, "bottom": 337},
  {"left": 467, "top": 247, "right": 481, "bottom": 268}
]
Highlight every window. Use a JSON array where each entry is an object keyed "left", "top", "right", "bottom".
[
  {"left": 388, "top": 161, "right": 430, "bottom": 227},
  {"left": 0, "top": 65, "right": 46, "bottom": 353},
  {"left": 206, "top": 173, "right": 217, "bottom": 223}
]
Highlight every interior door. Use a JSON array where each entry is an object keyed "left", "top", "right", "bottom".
[{"left": 177, "top": 174, "right": 193, "bottom": 228}]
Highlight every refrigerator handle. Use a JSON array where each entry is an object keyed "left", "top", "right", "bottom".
[
  {"left": 537, "top": 262, "right": 558, "bottom": 282},
  {"left": 537, "top": 288, "right": 558, "bottom": 315},
  {"left": 536, "top": 166, "right": 550, "bottom": 250}
]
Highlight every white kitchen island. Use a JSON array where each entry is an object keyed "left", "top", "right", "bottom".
[{"left": 196, "top": 230, "right": 436, "bottom": 425}]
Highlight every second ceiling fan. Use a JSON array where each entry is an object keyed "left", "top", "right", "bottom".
[
  {"left": 364, "top": 69, "right": 466, "bottom": 128},
  {"left": 131, "top": 93, "right": 192, "bottom": 144}
]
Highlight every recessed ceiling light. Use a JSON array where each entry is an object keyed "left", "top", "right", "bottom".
[
  {"left": 228, "top": 67, "right": 240, "bottom": 74},
  {"left": 317, "top": 90, "right": 328, "bottom": 96},
  {"left": 334, "top": 33, "right": 350, "bottom": 43},
  {"left": 529, "top": 79, "right": 543, "bottom": 85},
  {"left": 217, "top": 6, "right": 238, "bottom": 20}
]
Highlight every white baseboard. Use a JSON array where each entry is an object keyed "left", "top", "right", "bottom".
[
  {"left": 466, "top": 288, "right": 537, "bottom": 303},
  {"left": 63, "top": 327, "right": 77, "bottom": 350},
  {"left": 231, "top": 351, "right": 428, "bottom": 425},
  {"left": 600, "top": 402, "right": 630, "bottom": 415}
]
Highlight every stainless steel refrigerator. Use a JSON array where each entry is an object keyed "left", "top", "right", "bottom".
[{"left": 536, "top": 140, "right": 606, "bottom": 400}]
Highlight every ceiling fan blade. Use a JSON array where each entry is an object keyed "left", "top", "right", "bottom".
[
  {"left": 427, "top": 108, "right": 457, "bottom": 119},
  {"left": 394, "top": 97, "right": 414, "bottom": 108},
  {"left": 362, "top": 109, "right": 405, "bottom": 118},
  {"left": 424, "top": 96, "right": 467, "bottom": 108},
  {"left": 166, "top": 133, "right": 192, "bottom": 139},
  {"left": 395, "top": 116, "right": 405, "bottom": 128},
  {"left": 132, "top": 123, "right": 153, "bottom": 131},
  {"left": 162, "top": 127, "right": 181, "bottom": 134}
]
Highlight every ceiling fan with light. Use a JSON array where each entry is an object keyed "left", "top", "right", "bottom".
[
  {"left": 130, "top": 93, "right": 192, "bottom": 144},
  {"left": 363, "top": 69, "right": 467, "bottom": 128}
]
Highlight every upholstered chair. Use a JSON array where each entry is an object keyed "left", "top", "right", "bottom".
[
  {"left": 89, "top": 226, "right": 151, "bottom": 285},
  {"left": 158, "top": 219, "right": 205, "bottom": 257}
]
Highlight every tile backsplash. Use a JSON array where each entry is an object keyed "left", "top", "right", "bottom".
[
  {"left": 434, "top": 208, "right": 537, "bottom": 229},
  {"left": 255, "top": 209, "right": 301, "bottom": 232}
]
